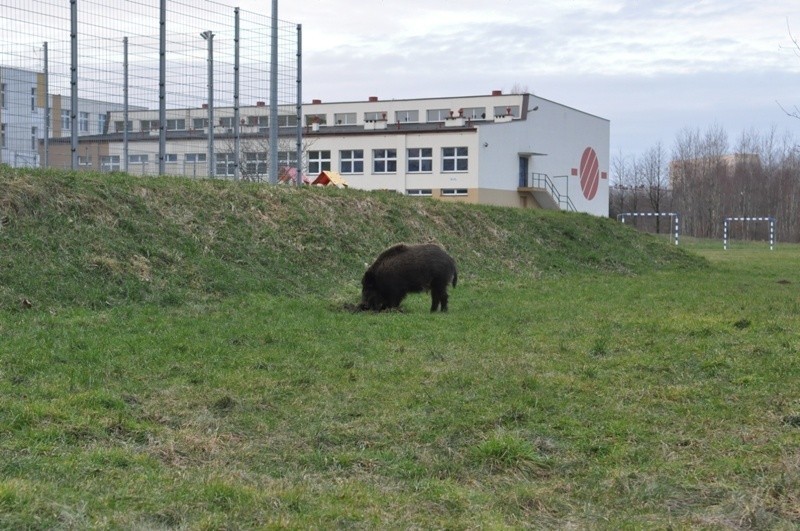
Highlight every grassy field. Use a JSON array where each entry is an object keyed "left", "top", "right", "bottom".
[{"left": 1, "top": 169, "right": 798, "bottom": 529}]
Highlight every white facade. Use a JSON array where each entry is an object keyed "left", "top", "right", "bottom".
[
  {"left": 0, "top": 66, "right": 45, "bottom": 168},
  {"left": 298, "top": 92, "right": 609, "bottom": 216}
]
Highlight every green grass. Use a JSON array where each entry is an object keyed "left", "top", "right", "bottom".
[{"left": 1, "top": 168, "right": 799, "bottom": 528}]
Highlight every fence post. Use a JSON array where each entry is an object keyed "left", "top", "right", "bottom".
[
  {"left": 158, "top": 0, "right": 167, "bottom": 176},
  {"left": 233, "top": 8, "right": 241, "bottom": 181},
  {"left": 201, "top": 30, "right": 215, "bottom": 178},
  {"left": 43, "top": 41, "right": 49, "bottom": 168},
  {"left": 269, "top": 0, "right": 279, "bottom": 185},
  {"left": 295, "top": 24, "right": 303, "bottom": 185},
  {"left": 70, "top": 0, "right": 78, "bottom": 170}
]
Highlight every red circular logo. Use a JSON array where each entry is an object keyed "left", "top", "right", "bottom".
[{"left": 580, "top": 147, "right": 599, "bottom": 200}]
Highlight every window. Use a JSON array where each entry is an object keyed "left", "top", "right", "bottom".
[
  {"left": 462, "top": 107, "right": 486, "bottom": 120},
  {"left": 78, "top": 155, "right": 92, "bottom": 166},
  {"left": 31, "top": 88, "right": 36, "bottom": 111},
  {"left": 247, "top": 116, "right": 269, "bottom": 130},
  {"left": 31, "top": 127, "right": 37, "bottom": 150},
  {"left": 216, "top": 153, "right": 237, "bottom": 176},
  {"left": 339, "top": 150, "right": 364, "bottom": 174},
  {"left": 373, "top": 149, "right": 397, "bottom": 173},
  {"left": 79, "top": 112, "right": 89, "bottom": 132},
  {"left": 1, "top": 124, "right": 5, "bottom": 148},
  {"left": 395, "top": 110, "right": 419, "bottom": 123},
  {"left": 364, "top": 111, "right": 386, "bottom": 122},
  {"left": 129, "top": 154, "right": 149, "bottom": 164},
  {"left": 441, "top": 188, "right": 468, "bottom": 196},
  {"left": 442, "top": 147, "right": 468, "bottom": 172},
  {"left": 101, "top": 155, "right": 120, "bottom": 171},
  {"left": 245, "top": 152, "right": 267, "bottom": 175},
  {"left": 307, "top": 150, "right": 331, "bottom": 174},
  {"left": 98, "top": 114, "right": 107, "bottom": 133},
  {"left": 276, "top": 115, "right": 298, "bottom": 127},
  {"left": 114, "top": 120, "right": 132, "bottom": 133},
  {"left": 166, "top": 119, "right": 185, "bottom": 131},
  {"left": 407, "top": 148, "right": 432, "bottom": 173},
  {"left": 334, "top": 112, "right": 356, "bottom": 125},
  {"left": 493, "top": 105, "right": 520, "bottom": 118},
  {"left": 61, "top": 109, "right": 71, "bottom": 130},
  {"left": 164, "top": 153, "right": 178, "bottom": 163},
  {"left": 141, "top": 120, "right": 159, "bottom": 132},
  {"left": 219, "top": 117, "right": 235, "bottom": 128},
  {"left": 406, "top": 189, "right": 432, "bottom": 196},
  {"left": 193, "top": 118, "right": 209, "bottom": 130},
  {"left": 278, "top": 150, "right": 297, "bottom": 166},
  {"left": 186, "top": 153, "right": 207, "bottom": 163},
  {"left": 305, "top": 114, "right": 326, "bottom": 126},
  {"left": 426, "top": 109, "right": 450, "bottom": 122},
  {"left": 1, "top": 83, "right": 5, "bottom": 108}
]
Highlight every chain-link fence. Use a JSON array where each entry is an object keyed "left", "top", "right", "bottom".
[{"left": 0, "top": 0, "right": 301, "bottom": 183}]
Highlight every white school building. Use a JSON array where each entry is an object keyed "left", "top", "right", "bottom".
[{"left": 44, "top": 90, "right": 610, "bottom": 216}]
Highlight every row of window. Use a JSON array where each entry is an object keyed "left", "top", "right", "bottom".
[
  {"left": 307, "top": 105, "right": 521, "bottom": 125},
  {"left": 60, "top": 110, "right": 107, "bottom": 133},
  {"left": 88, "top": 151, "right": 298, "bottom": 175},
  {"left": 0, "top": 124, "right": 38, "bottom": 150},
  {"left": 107, "top": 104, "right": 522, "bottom": 134},
  {"left": 407, "top": 188, "right": 469, "bottom": 197},
  {"left": 113, "top": 115, "right": 298, "bottom": 134},
  {"left": 307, "top": 147, "right": 469, "bottom": 175},
  {"left": 0, "top": 84, "right": 37, "bottom": 112},
  {"left": 81, "top": 148, "right": 469, "bottom": 179}
]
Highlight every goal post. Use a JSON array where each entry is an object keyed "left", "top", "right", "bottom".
[
  {"left": 723, "top": 216, "right": 776, "bottom": 250},
  {"left": 617, "top": 212, "right": 680, "bottom": 245}
]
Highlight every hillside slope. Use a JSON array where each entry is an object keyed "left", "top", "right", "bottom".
[{"left": 0, "top": 167, "right": 705, "bottom": 311}]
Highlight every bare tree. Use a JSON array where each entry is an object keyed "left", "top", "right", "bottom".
[
  {"left": 778, "top": 20, "right": 800, "bottom": 119},
  {"left": 640, "top": 141, "right": 671, "bottom": 232}
]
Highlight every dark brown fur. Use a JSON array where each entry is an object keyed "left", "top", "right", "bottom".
[{"left": 360, "top": 243, "right": 457, "bottom": 312}]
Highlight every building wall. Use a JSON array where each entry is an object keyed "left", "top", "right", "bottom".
[
  {"left": 51, "top": 92, "right": 610, "bottom": 216},
  {"left": 0, "top": 67, "right": 44, "bottom": 167},
  {"left": 310, "top": 130, "right": 480, "bottom": 194},
  {"left": 477, "top": 95, "right": 610, "bottom": 217}
]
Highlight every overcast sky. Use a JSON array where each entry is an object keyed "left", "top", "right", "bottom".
[{"left": 259, "top": 0, "right": 800, "bottom": 159}]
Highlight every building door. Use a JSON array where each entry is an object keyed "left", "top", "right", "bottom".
[{"left": 518, "top": 156, "right": 529, "bottom": 187}]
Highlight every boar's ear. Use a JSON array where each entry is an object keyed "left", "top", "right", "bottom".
[{"left": 362, "top": 270, "right": 376, "bottom": 288}]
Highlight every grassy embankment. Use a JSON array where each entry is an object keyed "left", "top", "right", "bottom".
[{"left": 1, "top": 167, "right": 798, "bottom": 528}]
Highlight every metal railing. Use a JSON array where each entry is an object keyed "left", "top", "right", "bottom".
[{"left": 524, "top": 172, "right": 576, "bottom": 211}]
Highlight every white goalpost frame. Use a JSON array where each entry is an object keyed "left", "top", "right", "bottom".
[
  {"left": 723, "top": 216, "right": 776, "bottom": 251},
  {"left": 617, "top": 212, "right": 680, "bottom": 245}
]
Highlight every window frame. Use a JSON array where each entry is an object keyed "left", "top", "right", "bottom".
[
  {"left": 372, "top": 148, "right": 397, "bottom": 174},
  {"left": 407, "top": 148, "right": 433, "bottom": 173},
  {"left": 307, "top": 150, "right": 331, "bottom": 174},
  {"left": 339, "top": 149, "right": 364, "bottom": 174},
  {"left": 441, "top": 147, "right": 468, "bottom": 173},
  {"left": 395, "top": 110, "right": 419, "bottom": 123},
  {"left": 334, "top": 112, "right": 356, "bottom": 125},
  {"left": 215, "top": 152, "right": 237, "bottom": 176}
]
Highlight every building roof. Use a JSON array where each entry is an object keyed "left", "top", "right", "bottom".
[{"left": 311, "top": 170, "right": 348, "bottom": 188}]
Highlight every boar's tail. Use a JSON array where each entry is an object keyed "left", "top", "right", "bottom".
[{"left": 452, "top": 269, "right": 458, "bottom": 288}]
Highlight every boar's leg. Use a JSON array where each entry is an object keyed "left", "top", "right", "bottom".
[{"left": 430, "top": 281, "right": 449, "bottom": 312}]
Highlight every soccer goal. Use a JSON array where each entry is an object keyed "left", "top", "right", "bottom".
[
  {"left": 617, "top": 212, "right": 680, "bottom": 245},
  {"left": 723, "top": 217, "right": 776, "bottom": 250}
]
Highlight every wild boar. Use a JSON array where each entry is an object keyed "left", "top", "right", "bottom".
[{"left": 360, "top": 243, "right": 457, "bottom": 312}]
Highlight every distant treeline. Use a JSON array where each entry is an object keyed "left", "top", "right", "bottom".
[{"left": 610, "top": 125, "right": 800, "bottom": 242}]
